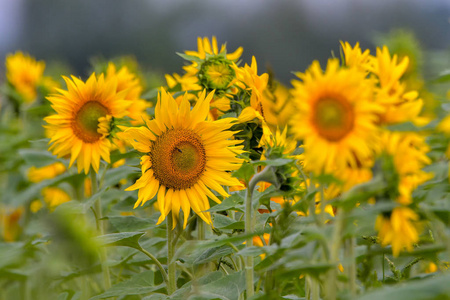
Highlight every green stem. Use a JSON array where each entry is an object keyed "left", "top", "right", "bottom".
[
  {"left": 198, "top": 217, "right": 205, "bottom": 240},
  {"left": 167, "top": 214, "right": 176, "bottom": 295},
  {"left": 326, "top": 209, "right": 345, "bottom": 300},
  {"left": 137, "top": 246, "right": 169, "bottom": 286},
  {"left": 311, "top": 277, "right": 319, "bottom": 300},
  {"left": 91, "top": 171, "right": 111, "bottom": 290},
  {"left": 227, "top": 242, "right": 245, "bottom": 271},
  {"left": 244, "top": 166, "right": 278, "bottom": 297},
  {"left": 345, "top": 237, "right": 356, "bottom": 297},
  {"left": 245, "top": 177, "right": 256, "bottom": 298}
]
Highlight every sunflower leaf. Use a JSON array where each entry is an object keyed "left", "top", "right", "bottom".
[{"left": 95, "top": 232, "right": 145, "bottom": 250}]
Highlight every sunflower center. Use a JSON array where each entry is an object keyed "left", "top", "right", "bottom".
[
  {"left": 199, "top": 57, "right": 235, "bottom": 90},
  {"left": 150, "top": 128, "right": 207, "bottom": 190},
  {"left": 73, "top": 101, "right": 109, "bottom": 143},
  {"left": 312, "top": 97, "right": 355, "bottom": 141}
]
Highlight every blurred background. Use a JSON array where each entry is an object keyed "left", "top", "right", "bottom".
[{"left": 0, "top": 0, "right": 449, "bottom": 84}]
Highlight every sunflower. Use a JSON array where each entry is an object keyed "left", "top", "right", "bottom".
[
  {"left": 27, "top": 162, "right": 67, "bottom": 183},
  {"left": 44, "top": 73, "right": 132, "bottom": 174},
  {"left": 121, "top": 88, "right": 244, "bottom": 228},
  {"left": 0, "top": 206, "right": 24, "bottom": 242},
  {"left": 372, "top": 46, "right": 423, "bottom": 125},
  {"left": 5, "top": 51, "right": 45, "bottom": 103},
  {"left": 41, "top": 187, "right": 71, "bottom": 211},
  {"left": 106, "top": 63, "right": 150, "bottom": 125},
  {"left": 382, "top": 131, "right": 432, "bottom": 205},
  {"left": 233, "top": 56, "right": 269, "bottom": 123},
  {"left": 340, "top": 41, "right": 373, "bottom": 72},
  {"left": 182, "top": 36, "right": 243, "bottom": 93},
  {"left": 290, "top": 59, "right": 383, "bottom": 175},
  {"left": 375, "top": 207, "right": 419, "bottom": 257}
]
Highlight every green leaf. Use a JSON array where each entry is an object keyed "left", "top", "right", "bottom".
[
  {"left": 141, "top": 88, "right": 159, "bottom": 100},
  {"left": 103, "top": 165, "right": 139, "bottom": 187},
  {"left": 14, "top": 172, "right": 86, "bottom": 206},
  {"left": 386, "top": 121, "right": 421, "bottom": 132},
  {"left": 143, "top": 294, "right": 168, "bottom": 300},
  {"left": 176, "top": 52, "right": 203, "bottom": 63},
  {"left": 236, "top": 246, "right": 265, "bottom": 257},
  {"left": 358, "top": 272, "right": 450, "bottom": 300},
  {"left": 108, "top": 215, "right": 156, "bottom": 232},
  {"left": 0, "top": 242, "right": 26, "bottom": 269},
  {"left": 207, "top": 192, "right": 244, "bottom": 212},
  {"left": 173, "top": 271, "right": 245, "bottom": 300},
  {"left": 170, "top": 271, "right": 224, "bottom": 300},
  {"left": 89, "top": 271, "right": 164, "bottom": 299},
  {"left": 430, "top": 69, "right": 450, "bottom": 84},
  {"left": 193, "top": 246, "right": 234, "bottom": 265},
  {"left": 95, "top": 232, "right": 145, "bottom": 250},
  {"left": 18, "top": 149, "right": 62, "bottom": 168},
  {"left": 232, "top": 161, "right": 255, "bottom": 184},
  {"left": 251, "top": 158, "right": 293, "bottom": 167},
  {"left": 213, "top": 214, "right": 245, "bottom": 230}
]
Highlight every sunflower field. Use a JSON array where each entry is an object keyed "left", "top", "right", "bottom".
[{"left": 1, "top": 33, "right": 450, "bottom": 300}]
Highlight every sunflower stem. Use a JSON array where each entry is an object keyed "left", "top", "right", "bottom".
[
  {"left": 326, "top": 209, "right": 345, "bottom": 300},
  {"left": 344, "top": 237, "right": 356, "bottom": 297},
  {"left": 245, "top": 174, "right": 257, "bottom": 298},
  {"left": 198, "top": 217, "right": 205, "bottom": 240},
  {"left": 137, "top": 246, "right": 169, "bottom": 287},
  {"left": 244, "top": 166, "right": 278, "bottom": 297},
  {"left": 91, "top": 171, "right": 111, "bottom": 290},
  {"left": 167, "top": 214, "right": 176, "bottom": 295}
]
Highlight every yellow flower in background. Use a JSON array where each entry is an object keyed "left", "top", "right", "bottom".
[
  {"left": 5, "top": 51, "right": 45, "bottom": 103},
  {"left": 375, "top": 207, "right": 419, "bottom": 257},
  {"left": 382, "top": 131, "right": 433, "bottom": 205},
  {"left": 290, "top": 59, "right": 383, "bottom": 175},
  {"left": 0, "top": 206, "right": 24, "bottom": 242},
  {"left": 261, "top": 81, "right": 295, "bottom": 130},
  {"left": 166, "top": 72, "right": 201, "bottom": 92},
  {"left": 234, "top": 56, "right": 269, "bottom": 122},
  {"left": 45, "top": 73, "right": 132, "bottom": 174},
  {"left": 121, "top": 88, "right": 244, "bottom": 228},
  {"left": 372, "top": 46, "right": 423, "bottom": 125},
  {"left": 425, "top": 262, "right": 438, "bottom": 273},
  {"left": 41, "top": 187, "right": 71, "bottom": 211},
  {"left": 340, "top": 41, "right": 373, "bottom": 72},
  {"left": 30, "top": 200, "right": 43, "bottom": 213},
  {"left": 253, "top": 233, "right": 271, "bottom": 259},
  {"left": 106, "top": 63, "right": 151, "bottom": 125},
  {"left": 27, "top": 162, "right": 67, "bottom": 183}
]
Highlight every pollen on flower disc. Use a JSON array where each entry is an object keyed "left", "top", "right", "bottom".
[
  {"left": 150, "top": 128, "right": 207, "bottom": 190},
  {"left": 72, "top": 101, "right": 110, "bottom": 143},
  {"left": 312, "top": 97, "right": 355, "bottom": 142}
]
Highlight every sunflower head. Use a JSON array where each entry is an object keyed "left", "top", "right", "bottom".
[
  {"left": 380, "top": 131, "right": 432, "bottom": 205},
  {"left": 340, "top": 41, "right": 373, "bottom": 72},
  {"left": 106, "top": 63, "right": 150, "bottom": 125},
  {"left": 27, "top": 162, "right": 67, "bottom": 183},
  {"left": 0, "top": 206, "right": 24, "bottom": 242},
  {"left": 45, "top": 73, "right": 132, "bottom": 174},
  {"left": 42, "top": 187, "right": 71, "bottom": 211},
  {"left": 198, "top": 56, "right": 235, "bottom": 91},
  {"left": 181, "top": 36, "right": 243, "bottom": 94},
  {"left": 5, "top": 51, "right": 45, "bottom": 103},
  {"left": 290, "top": 59, "right": 383, "bottom": 174},
  {"left": 123, "top": 88, "right": 244, "bottom": 228},
  {"left": 375, "top": 207, "right": 419, "bottom": 257}
]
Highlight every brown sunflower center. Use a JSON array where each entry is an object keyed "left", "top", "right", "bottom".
[
  {"left": 72, "top": 101, "right": 109, "bottom": 143},
  {"left": 150, "top": 128, "right": 207, "bottom": 190},
  {"left": 312, "top": 96, "right": 355, "bottom": 142}
]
